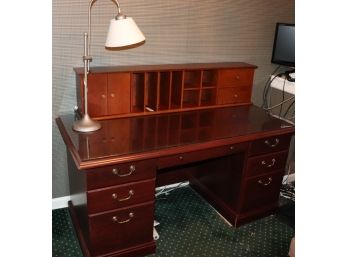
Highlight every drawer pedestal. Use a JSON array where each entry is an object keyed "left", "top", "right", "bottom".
[{"left": 190, "top": 134, "right": 292, "bottom": 227}]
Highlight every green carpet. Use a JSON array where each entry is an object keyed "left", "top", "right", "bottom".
[{"left": 53, "top": 186, "right": 294, "bottom": 257}]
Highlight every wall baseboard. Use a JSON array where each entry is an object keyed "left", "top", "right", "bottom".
[{"left": 52, "top": 195, "right": 71, "bottom": 210}]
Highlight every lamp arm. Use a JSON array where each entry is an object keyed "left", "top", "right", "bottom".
[
  {"left": 83, "top": 0, "right": 122, "bottom": 115},
  {"left": 87, "top": 0, "right": 122, "bottom": 63}
]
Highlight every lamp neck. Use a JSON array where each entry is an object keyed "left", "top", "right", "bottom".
[{"left": 87, "top": 0, "right": 123, "bottom": 61}]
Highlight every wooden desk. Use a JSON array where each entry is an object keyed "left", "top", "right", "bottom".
[{"left": 56, "top": 105, "right": 294, "bottom": 257}]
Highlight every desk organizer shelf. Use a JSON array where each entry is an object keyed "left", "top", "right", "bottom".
[{"left": 74, "top": 62, "right": 257, "bottom": 119}]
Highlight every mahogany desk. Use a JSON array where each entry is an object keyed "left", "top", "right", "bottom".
[{"left": 56, "top": 105, "right": 294, "bottom": 257}]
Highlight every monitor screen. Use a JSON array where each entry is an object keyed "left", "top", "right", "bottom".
[{"left": 271, "top": 23, "right": 295, "bottom": 67}]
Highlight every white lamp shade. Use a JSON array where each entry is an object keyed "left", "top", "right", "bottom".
[{"left": 105, "top": 17, "right": 145, "bottom": 48}]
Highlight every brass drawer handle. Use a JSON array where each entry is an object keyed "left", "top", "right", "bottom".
[
  {"left": 261, "top": 158, "right": 276, "bottom": 168},
  {"left": 112, "top": 190, "right": 135, "bottom": 202},
  {"left": 264, "top": 138, "right": 279, "bottom": 147},
  {"left": 112, "top": 212, "right": 134, "bottom": 224},
  {"left": 258, "top": 177, "right": 272, "bottom": 186},
  {"left": 178, "top": 156, "right": 184, "bottom": 160},
  {"left": 112, "top": 165, "right": 135, "bottom": 177}
]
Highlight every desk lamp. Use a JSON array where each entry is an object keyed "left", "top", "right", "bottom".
[{"left": 73, "top": 0, "right": 145, "bottom": 132}]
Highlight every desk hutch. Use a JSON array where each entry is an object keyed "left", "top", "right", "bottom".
[{"left": 56, "top": 62, "right": 294, "bottom": 257}]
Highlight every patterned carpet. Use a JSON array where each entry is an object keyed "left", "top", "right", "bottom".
[{"left": 52, "top": 186, "right": 294, "bottom": 257}]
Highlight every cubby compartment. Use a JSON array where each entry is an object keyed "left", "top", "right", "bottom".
[
  {"left": 145, "top": 72, "right": 158, "bottom": 112},
  {"left": 200, "top": 88, "right": 217, "bottom": 106},
  {"left": 131, "top": 73, "right": 145, "bottom": 112},
  {"left": 183, "top": 90, "right": 200, "bottom": 108},
  {"left": 202, "top": 70, "right": 218, "bottom": 88},
  {"left": 171, "top": 71, "right": 183, "bottom": 109},
  {"left": 184, "top": 70, "right": 201, "bottom": 89},
  {"left": 159, "top": 72, "right": 171, "bottom": 111}
]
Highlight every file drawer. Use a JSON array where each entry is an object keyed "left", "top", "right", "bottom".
[
  {"left": 89, "top": 202, "right": 154, "bottom": 255},
  {"left": 86, "top": 159, "right": 156, "bottom": 190},
  {"left": 241, "top": 171, "right": 283, "bottom": 212},
  {"left": 245, "top": 150, "right": 288, "bottom": 177},
  {"left": 87, "top": 179, "right": 155, "bottom": 214}
]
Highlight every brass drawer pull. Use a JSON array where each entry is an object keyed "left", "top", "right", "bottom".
[
  {"left": 261, "top": 158, "right": 276, "bottom": 168},
  {"left": 178, "top": 156, "right": 184, "bottom": 160},
  {"left": 112, "top": 190, "right": 135, "bottom": 202},
  {"left": 258, "top": 177, "right": 272, "bottom": 186},
  {"left": 112, "top": 212, "right": 134, "bottom": 224},
  {"left": 112, "top": 165, "right": 135, "bottom": 177},
  {"left": 264, "top": 138, "right": 279, "bottom": 147}
]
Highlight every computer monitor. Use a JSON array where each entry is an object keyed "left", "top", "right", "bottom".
[{"left": 271, "top": 23, "right": 295, "bottom": 67}]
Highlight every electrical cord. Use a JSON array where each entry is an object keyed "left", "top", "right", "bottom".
[
  {"left": 155, "top": 182, "right": 186, "bottom": 197},
  {"left": 262, "top": 65, "right": 281, "bottom": 109},
  {"left": 283, "top": 100, "right": 295, "bottom": 118},
  {"left": 155, "top": 186, "right": 167, "bottom": 197},
  {"left": 263, "top": 96, "right": 295, "bottom": 111},
  {"left": 264, "top": 74, "right": 279, "bottom": 109},
  {"left": 264, "top": 74, "right": 280, "bottom": 108},
  {"left": 278, "top": 77, "right": 287, "bottom": 116},
  {"left": 263, "top": 71, "right": 286, "bottom": 110}
]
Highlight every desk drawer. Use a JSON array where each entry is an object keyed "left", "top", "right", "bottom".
[
  {"left": 89, "top": 202, "right": 154, "bottom": 254},
  {"left": 217, "top": 86, "right": 252, "bottom": 105},
  {"left": 241, "top": 171, "right": 283, "bottom": 212},
  {"left": 87, "top": 179, "right": 155, "bottom": 214},
  {"left": 87, "top": 159, "right": 156, "bottom": 190},
  {"left": 157, "top": 143, "right": 248, "bottom": 170},
  {"left": 245, "top": 150, "right": 288, "bottom": 177},
  {"left": 248, "top": 134, "right": 292, "bottom": 156},
  {"left": 218, "top": 69, "right": 254, "bottom": 87}
]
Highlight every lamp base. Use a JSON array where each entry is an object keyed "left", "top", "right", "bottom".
[{"left": 73, "top": 114, "right": 101, "bottom": 132}]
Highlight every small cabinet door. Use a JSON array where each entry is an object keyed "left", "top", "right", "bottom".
[
  {"left": 88, "top": 73, "right": 108, "bottom": 117},
  {"left": 108, "top": 73, "right": 131, "bottom": 115}
]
